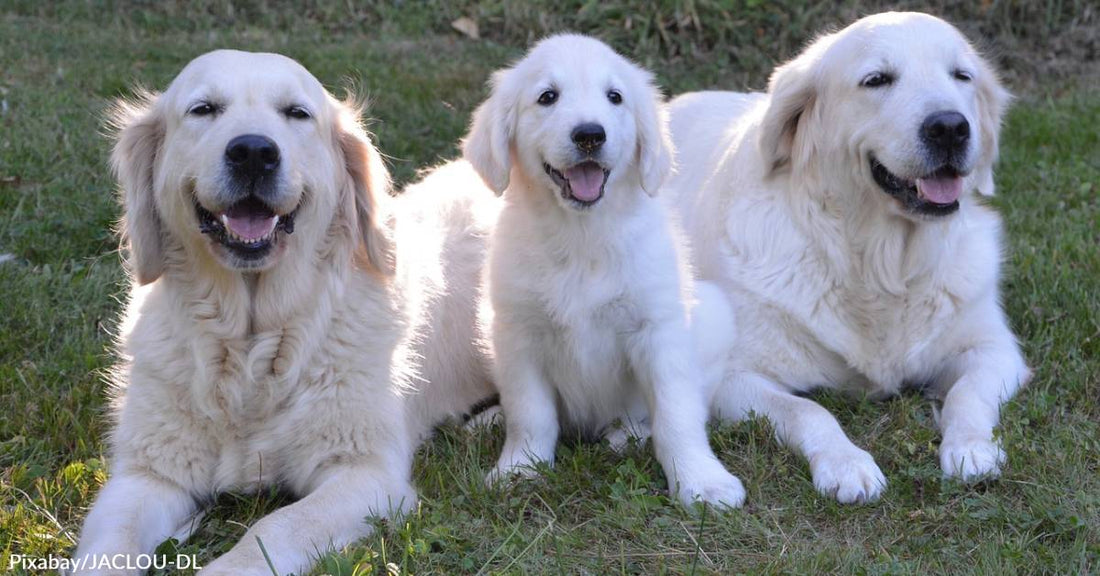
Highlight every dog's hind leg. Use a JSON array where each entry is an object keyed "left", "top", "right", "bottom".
[
  {"left": 603, "top": 394, "right": 652, "bottom": 453},
  {"left": 464, "top": 403, "right": 503, "bottom": 431},
  {"left": 711, "top": 371, "right": 887, "bottom": 504}
]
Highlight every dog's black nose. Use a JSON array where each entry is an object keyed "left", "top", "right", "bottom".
[
  {"left": 225, "top": 134, "right": 280, "bottom": 176},
  {"left": 571, "top": 123, "right": 606, "bottom": 153},
  {"left": 920, "top": 111, "right": 970, "bottom": 154}
]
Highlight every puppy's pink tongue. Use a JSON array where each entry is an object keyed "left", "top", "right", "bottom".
[
  {"left": 222, "top": 205, "right": 277, "bottom": 241},
  {"left": 565, "top": 164, "right": 605, "bottom": 202},
  {"left": 916, "top": 176, "right": 963, "bottom": 205}
]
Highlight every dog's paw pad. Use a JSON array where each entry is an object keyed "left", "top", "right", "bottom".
[
  {"left": 810, "top": 447, "right": 886, "bottom": 504},
  {"left": 940, "top": 436, "right": 1004, "bottom": 481}
]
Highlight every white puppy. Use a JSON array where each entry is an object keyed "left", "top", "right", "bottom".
[
  {"left": 464, "top": 34, "right": 745, "bottom": 509},
  {"left": 663, "top": 12, "right": 1030, "bottom": 504},
  {"left": 73, "top": 51, "right": 495, "bottom": 575}
]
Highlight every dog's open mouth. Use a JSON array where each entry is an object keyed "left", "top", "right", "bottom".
[
  {"left": 196, "top": 196, "right": 297, "bottom": 260},
  {"left": 870, "top": 155, "right": 963, "bottom": 217},
  {"left": 544, "top": 161, "right": 610, "bottom": 207}
]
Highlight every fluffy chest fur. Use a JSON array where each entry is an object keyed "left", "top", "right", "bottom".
[
  {"left": 112, "top": 266, "right": 409, "bottom": 495},
  {"left": 718, "top": 178, "right": 1003, "bottom": 394},
  {"left": 490, "top": 193, "right": 688, "bottom": 433}
]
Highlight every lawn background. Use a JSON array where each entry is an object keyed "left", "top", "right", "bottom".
[{"left": 1, "top": 1, "right": 1097, "bottom": 574}]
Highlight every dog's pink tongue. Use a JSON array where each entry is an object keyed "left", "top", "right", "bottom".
[
  {"left": 223, "top": 205, "right": 277, "bottom": 240},
  {"left": 916, "top": 176, "right": 963, "bottom": 205},
  {"left": 565, "top": 164, "right": 604, "bottom": 202}
]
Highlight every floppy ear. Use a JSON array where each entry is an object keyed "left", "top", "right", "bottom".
[
  {"left": 334, "top": 97, "right": 393, "bottom": 275},
  {"left": 633, "top": 70, "right": 674, "bottom": 196},
  {"left": 462, "top": 69, "right": 517, "bottom": 195},
  {"left": 758, "top": 44, "right": 825, "bottom": 175},
  {"left": 972, "top": 52, "right": 1012, "bottom": 196},
  {"left": 109, "top": 90, "right": 166, "bottom": 285}
]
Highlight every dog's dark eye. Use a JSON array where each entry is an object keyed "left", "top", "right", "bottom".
[
  {"left": 283, "top": 105, "right": 312, "bottom": 120},
  {"left": 187, "top": 102, "right": 219, "bottom": 117},
  {"left": 537, "top": 89, "right": 558, "bottom": 106},
  {"left": 607, "top": 89, "right": 623, "bottom": 105},
  {"left": 860, "top": 72, "right": 894, "bottom": 88},
  {"left": 953, "top": 69, "right": 973, "bottom": 82}
]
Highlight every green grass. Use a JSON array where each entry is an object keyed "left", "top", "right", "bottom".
[{"left": 1, "top": 2, "right": 1098, "bottom": 574}]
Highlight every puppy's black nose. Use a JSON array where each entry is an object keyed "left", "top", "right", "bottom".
[
  {"left": 920, "top": 111, "right": 970, "bottom": 155},
  {"left": 571, "top": 123, "right": 606, "bottom": 153},
  {"left": 225, "top": 134, "right": 280, "bottom": 177}
]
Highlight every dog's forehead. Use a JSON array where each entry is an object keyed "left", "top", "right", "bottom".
[
  {"left": 848, "top": 11, "right": 963, "bottom": 37},
  {"left": 820, "top": 13, "right": 975, "bottom": 81},
  {"left": 522, "top": 36, "right": 629, "bottom": 89},
  {"left": 167, "top": 50, "right": 325, "bottom": 106},
  {"left": 841, "top": 13, "right": 970, "bottom": 63}
]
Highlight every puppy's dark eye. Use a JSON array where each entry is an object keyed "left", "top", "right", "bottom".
[
  {"left": 283, "top": 105, "right": 312, "bottom": 120},
  {"left": 953, "top": 69, "right": 973, "bottom": 82},
  {"left": 537, "top": 89, "right": 558, "bottom": 106},
  {"left": 860, "top": 72, "right": 894, "bottom": 88},
  {"left": 187, "top": 102, "right": 219, "bottom": 117},
  {"left": 607, "top": 89, "right": 623, "bottom": 105}
]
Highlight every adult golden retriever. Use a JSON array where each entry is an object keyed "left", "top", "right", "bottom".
[
  {"left": 663, "top": 12, "right": 1030, "bottom": 504},
  {"left": 72, "top": 50, "right": 496, "bottom": 575}
]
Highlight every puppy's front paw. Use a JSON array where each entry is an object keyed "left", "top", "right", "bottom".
[
  {"left": 940, "top": 434, "right": 1005, "bottom": 481},
  {"left": 809, "top": 446, "right": 886, "bottom": 504},
  {"left": 485, "top": 459, "right": 542, "bottom": 488},
  {"left": 672, "top": 462, "right": 746, "bottom": 510},
  {"left": 603, "top": 421, "right": 652, "bottom": 453}
]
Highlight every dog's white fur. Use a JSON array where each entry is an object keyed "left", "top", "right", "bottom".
[
  {"left": 663, "top": 12, "right": 1029, "bottom": 503},
  {"left": 465, "top": 34, "right": 745, "bottom": 509},
  {"left": 73, "top": 50, "right": 496, "bottom": 575}
]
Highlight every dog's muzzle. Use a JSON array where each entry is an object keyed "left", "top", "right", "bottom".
[
  {"left": 544, "top": 161, "right": 610, "bottom": 208},
  {"left": 197, "top": 195, "right": 297, "bottom": 261},
  {"left": 870, "top": 154, "right": 964, "bottom": 217}
]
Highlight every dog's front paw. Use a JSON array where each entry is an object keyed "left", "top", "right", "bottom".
[
  {"left": 940, "top": 434, "right": 1005, "bottom": 481},
  {"left": 809, "top": 446, "right": 886, "bottom": 504},
  {"left": 603, "top": 421, "right": 652, "bottom": 453},
  {"left": 485, "top": 459, "right": 542, "bottom": 488},
  {"left": 672, "top": 462, "right": 746, "bottom": 510}
]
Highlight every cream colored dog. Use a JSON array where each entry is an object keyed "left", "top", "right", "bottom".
[
  {"left": 466, "top": 35, "right": 746, "bottom": 509},
  {"left": 72, "top": 50, "right": 496, "bottom": 575},
  {"left": 664, "top": 12, "right": 1029, "bottom": 504}
]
